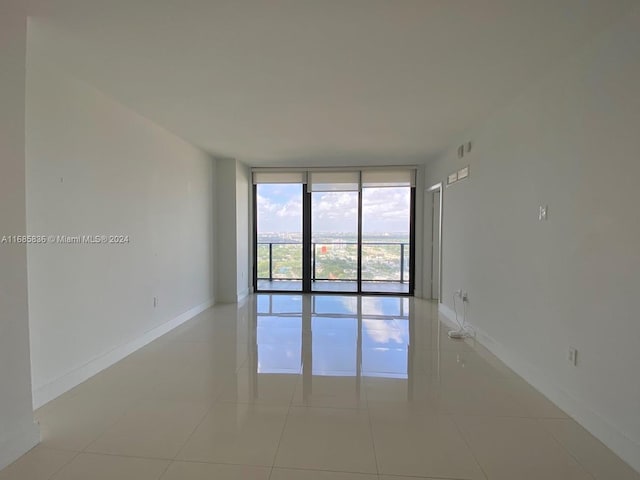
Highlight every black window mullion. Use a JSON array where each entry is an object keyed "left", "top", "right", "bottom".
[
  {"left": 302, "top": 184, "right": 312, "bottom": 293},
  {"left": 357, "top": 186, "right": 363, "bottom": 294},
  {"left": 408, "top": 187, "right": 416, "bottom": 296},
  {"left": 252, "top": 184, "right": 258, "bottom": 292}
]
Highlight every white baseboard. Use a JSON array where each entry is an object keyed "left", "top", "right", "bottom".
[
  {"left": 32, "top": 299, "right": 214, "bottom": 409},
  {"left": 438, "top": 302, "right": 457, "bottom": 327},
  {"left": 237, "top": 287, "right": 251, "bottom": 302},
  {"left": 438, "top": 303, "right": 640, "bottom": 473},
  {"left": 0, "top": 422, "right": 40, "bottom": 471}
]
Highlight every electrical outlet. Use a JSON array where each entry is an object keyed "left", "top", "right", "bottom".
[
  {"left": 462, "top": 291, "right": 468, "bottom": 301},
  {"left": 538, "top": 205, "right": 548, "bottom": 221},
  {"left": 568, "top": 347, "right": 578, "bottom": 366},
  {"left": 455, "top": 289, "right": 462, "bottom": 298}
]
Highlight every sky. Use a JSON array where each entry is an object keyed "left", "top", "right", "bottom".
[{"left": 257, "top": 184, "right": 410, "bottom": 234}]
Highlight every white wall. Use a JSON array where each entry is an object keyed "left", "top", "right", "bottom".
[
  {"left": 0, "top": 0, "right": 41, "bottom": 469},
  {"left": 215, "top": 158, "right": 238, "bottom": 303},
  {"left": 25, "top": 48, "right": 216, "bottom": 407},
  {"left": 215, "top": 158, "right": 250, "bottom": 303},
  {"left": 235, "top": 162, "right": 250, "bottom": 299},
  {"left": 425, "top": 8, "right": 640, "bottom": 472}
]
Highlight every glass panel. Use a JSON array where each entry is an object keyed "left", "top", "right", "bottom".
[
  {"left": 361, "top": 186, "right": 411, "bottom": 293},
  {"left": 256, "top": 243, "right": 270, "bottom": 279},
  {"left": 271, "top": 244, "right": 302, "bottom": 279},
  {"left": 311, "top": 191, "right": 359, "bottom": 292},
  {"left": 256, "top": 183, "right": 303, "bottom": 291}
]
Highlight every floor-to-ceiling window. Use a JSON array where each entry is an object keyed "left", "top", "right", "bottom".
[
  {"left": 361, "top": 170, "right": 413, "bottom": 294},
  {"left": 309, "top": 171, "right": 360, "bottom": 293},
  {"left": 254, "top": 172, "right": 305, "bottom": 292},
  {"left": 253, "top": 168, "right": 415, "bottom": 295}
]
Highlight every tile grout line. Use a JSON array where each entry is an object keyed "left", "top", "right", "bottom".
[
  {"left": 535, "top": 418, "right": 598, "bottom": 480},
  {"left": 363, "top": 377, "right": 381, "bottom": 477},
  {"left": 78, "top": 388, "right": 151, "bottom": 456},
  {"left": 44, "top": 449, "right": 82, "bottom": 480},
  {"left": 155, "top": 458, "right": 174, "bottom": 480},
  {"left": 170, "top": 398, "right": 219, "bottom": 462},
  {"left": 448, "top": 414, "right": 490, "bottom": 480},
  {"left": 164, "top": 315, "right": 244, "bottom": 465},
  {"left": 54, "top": 449, "right": 175, "bottom": 462},
  {"left": 444, "top": 412, "right": 573, "bottom": 420},
  {"left": 263, "top": 464, "right": 387, "bottom": 477},
  {"left": 268, "top": 374, "right": 298, "bottom": 480}
]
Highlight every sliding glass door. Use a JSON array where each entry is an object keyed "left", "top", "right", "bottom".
[
  {"left": 255, "top": 181, "right": 303, "bottom": 292},
  {"left": 253, "top": 169, "right": 415, "bottom": 295},
  {"left": 308, "top": 171, "right": 360, "bottom": 293},
  {"left": 361, "top": 186, "right": 411, "bottom": 294}
]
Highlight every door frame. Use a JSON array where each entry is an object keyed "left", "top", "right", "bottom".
[{"left": 426, "top": 182, "right": 443, "bottom": 302}]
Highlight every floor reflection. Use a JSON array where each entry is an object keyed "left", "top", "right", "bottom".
[{"left": 249, "top": 294, "right": 436, "bottom": 403}]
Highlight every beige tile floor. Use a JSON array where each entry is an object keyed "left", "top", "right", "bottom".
[{"left": 1, "top": 294, "right": 638, "bottom": 480}]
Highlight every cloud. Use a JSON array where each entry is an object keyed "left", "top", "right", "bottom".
[
  {"left": 362, "top": 187, "right": 410, "bottom": 233},
  {"left": 312, "top": 192, "right": 359, "bottom": 231},
  {"left": 257, "top": 186, "right": 410, "bottom": 234},
  {"left": 363, "top": 188, "right": 409, "bottom": 215},
  {"left": 257, "top": 186, "right": 302, "bottom": 232}
]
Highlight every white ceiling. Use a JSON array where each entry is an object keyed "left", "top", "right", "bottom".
[{"left": 27, "top": 0, "right": 637, "bottom": 166}]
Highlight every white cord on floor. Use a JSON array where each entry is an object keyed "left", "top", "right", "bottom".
[{"left": 448, "top": 292, "right": 474, "bottom": 339}]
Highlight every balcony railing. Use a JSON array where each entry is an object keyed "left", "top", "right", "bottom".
[{"left": 256, "top": 242, "right": 409, "bottom": 283}]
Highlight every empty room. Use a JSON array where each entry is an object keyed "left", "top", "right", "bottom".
[{"left": 1, "top": 1, "right": 639, "bottom": 479}]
